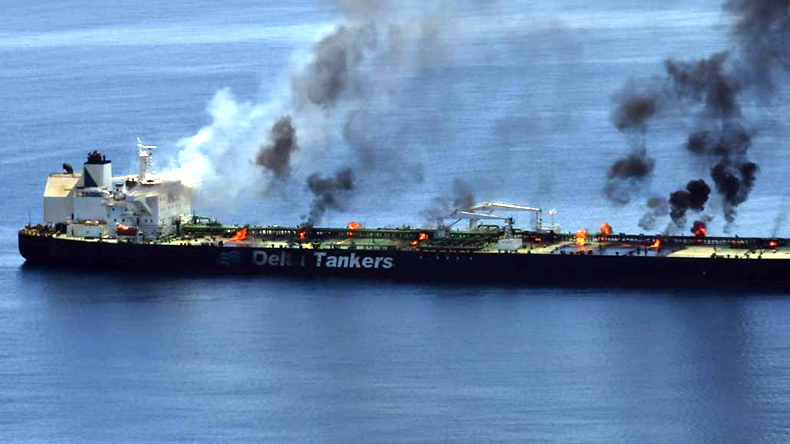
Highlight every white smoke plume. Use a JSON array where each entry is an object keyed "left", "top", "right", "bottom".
[{"left": 164, "top": 0, "right": 459, "bottom": 217}]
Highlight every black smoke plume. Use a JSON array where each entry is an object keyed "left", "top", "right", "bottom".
[
  {"left": 605, "top": 0, "right": 790, "bottom": 230},
  {"left": 423, "top": 179, "right": 476, "bottom": 227},
  {"left": 290, "top": 5, "right": 424, "bottom": 110},
  {"left": 665, "top": 52, "right": 741, "bottom": 118},
  {"left": 284, "top": 1, "right": 453, "bottom": 222},
  {"left": 608, "top": 151, "right": 655, "bottom": 179},
  {"left": 304, "top": 168, "right": 355, "bottom": 226},
  {"left": 605, "top": 81, "right": 661, "bottom": 205},
  {"left": 612, "top": 80, "right": 663, "bottom": 132},
  {"left": 603, "top": 79, "right": 666, "bottom": 205},
  {"left": 603, "top": 150, "right": 655, "bottom": 205},
  {"left": 668, "top": 179, "right": 711, "bottom": 225},
  {"left": 255, "top": 116, "right": 299, "bottom": 179},
  {"left": 711, "top": 160, "right": 759, "bottom": 223},
  {"left": 291, "top": 26, "right": 371, "bottom": 107},
  {"left": 726, "top": 0, "right": 790, "bottom": 93},
  {"left": 684, "top": 123, "right": 758, "bottom": 224},
  {"left": 451, "top": 179, "right": 476, "bottom": 212},
  {"left": 686, "top": 125, "right": 752, "bottom": 157}
]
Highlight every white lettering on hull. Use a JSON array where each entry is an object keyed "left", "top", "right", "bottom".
[
  {"left": 313, "top": 252, "right": 393, "bottom": 269},
  {"left": 252, "top": 250, "right": 294, "bottom": 267},
  {"left": 253, "top": 250, "right": 393, "bottom": 269}
]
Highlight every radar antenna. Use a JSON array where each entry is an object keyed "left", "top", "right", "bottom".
[{"left": 136, "top": 137, "right": 157, "bottom": 182}]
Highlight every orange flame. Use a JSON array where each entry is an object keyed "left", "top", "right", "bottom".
[
  {"left": 691, "top": 221, "right": 707, "bottom": 238},
  {"left": 298, "top": 231, "right": 306, "bottom": 240},
  {"left": 651, "top": 238, "right": 661, "bottom": 249},
  {"left": 575, "top": 229, "right": 587, "bottom": 247},
  {"left": 410, "top": 232, "right": 429, "bottom": 247},
  {"left": 768, "top": 239, "right": 779, "bottom": 249},
  {"left": 534, "top": 237, "right": 542, "bottom": 243},
  {"left": 346, "top": 221, "right": 361, "bottom": 237},
  {"left": 116, "top": 224, "right": 137, "bottom": 236},
  {"left": 600, "top": 222, "right": 612, "bottom": 236},
  {"left": 228, "top": 227, "right": 247, "bottom": 242}
]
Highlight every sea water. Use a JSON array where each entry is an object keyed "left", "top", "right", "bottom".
[{"left": 2, "top": 1, "right": 790, "bottom": 442}]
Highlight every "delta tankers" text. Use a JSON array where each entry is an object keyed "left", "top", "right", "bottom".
[{"left": 253, "top": 250, "right": 394, "bottom": 269}]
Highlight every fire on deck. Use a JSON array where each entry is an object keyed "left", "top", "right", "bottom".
[{"left": 157, "top": 223, "right": 790, "bottom": 260}]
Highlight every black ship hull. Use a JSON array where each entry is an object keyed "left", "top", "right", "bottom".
[{"left": 18, "top": 232, "right": 790, "bottom": 287}]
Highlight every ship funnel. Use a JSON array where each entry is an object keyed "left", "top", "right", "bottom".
[{"left": 81, "top": 150, "right": 112, "bottom": 189}]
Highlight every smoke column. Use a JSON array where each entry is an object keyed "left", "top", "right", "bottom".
[
  {"left": 603, "top": 150, "right": 655, "bottom": 205},
  {"left": 255, "top": 116, "right": 299, "bottom": 180},
  {"left": 611, "top": 80, "right": 662, "bottom": 133},
  {"left": 725, "top": 0, "right": 790, "bottom": 93},
  {"left": 451, "top": 179, "right": 475, "bottom": 212},
  {"left": 304, "top": 168, "right": 355, "bottom": 226},
  {"left": 423, "top": 179, "right": 476, "bottom": 227},
  {"left": 604, "top": 0, "right": 790, "bottom": 232},
  {"left": 668, "top": 179, "right": 711, "bottom": 227},
  {"left": 604, "top": 77, "right": 667, "bottom": 205},
  {"left": 639, "top": 197, "right": 670, "bottom": 231},
  {"left": 166, "top": 0, "right": 458, "bottom": 222}
]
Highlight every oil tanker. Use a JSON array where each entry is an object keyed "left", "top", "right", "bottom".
[{"left": 18, "top": 142, "right": 790, "bottom": 286}]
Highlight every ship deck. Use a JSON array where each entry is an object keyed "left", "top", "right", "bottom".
[
  {"left": 162, "top": 225, "right": 790, "bottom": 260},
  {"left": 20, "top": 224, "right": 790, "bottom": 260}
]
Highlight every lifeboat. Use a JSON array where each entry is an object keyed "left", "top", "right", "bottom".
[{"left": 116, "top": 224, "right": 138, "bottom": 236}]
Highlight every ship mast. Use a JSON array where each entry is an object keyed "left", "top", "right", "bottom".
[{"left": 136, "top": 137, "right": 157, "bottom": 182}]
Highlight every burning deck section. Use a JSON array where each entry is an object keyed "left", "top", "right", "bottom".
[
  {"left": 20, "top": 145, "right": 790, "bottom": 285},
  {"left": 19, "top": 220, "right": 790, "bottom": 285},
  {"left": 23, "top": 220, "right": 788, "bottom": 263},
  {"left": 153, "top": 223, "right": 790, "bottom": 260}
]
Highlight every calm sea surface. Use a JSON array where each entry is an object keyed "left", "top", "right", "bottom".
[{"left": 3, "top": 1, "right": 790, "bottom": 443}]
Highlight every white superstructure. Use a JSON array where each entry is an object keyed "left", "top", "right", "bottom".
[{"left": 43, "top": 140, "right": 193, "bottom": 241}]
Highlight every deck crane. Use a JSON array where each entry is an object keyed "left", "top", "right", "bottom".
[{"left": 466, "top": 202, "right": 558, "bottom": 232}]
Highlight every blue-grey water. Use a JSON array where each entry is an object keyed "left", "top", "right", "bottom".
[{"left": 3, "top": 1, "right": 790, "bottom": 443}]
